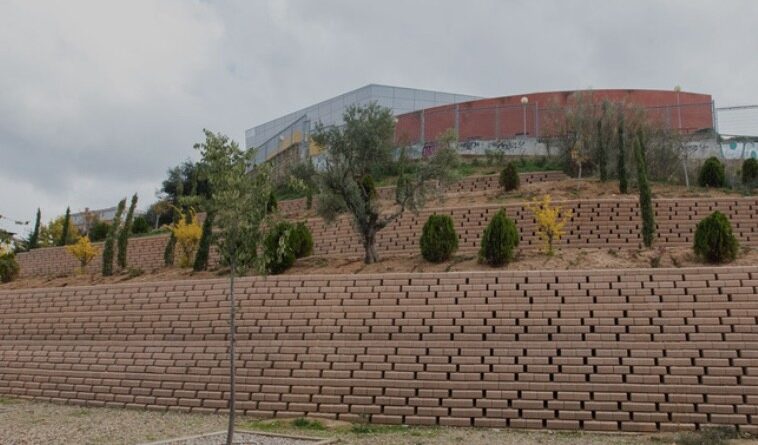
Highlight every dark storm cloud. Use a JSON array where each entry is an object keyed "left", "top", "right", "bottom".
[{"left": 1, "top": 0, "right": 757, "bottom": 233}]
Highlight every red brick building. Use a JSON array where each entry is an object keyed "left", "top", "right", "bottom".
[{"left": 395, "top": 89, "right": 714, "bottom": 145}]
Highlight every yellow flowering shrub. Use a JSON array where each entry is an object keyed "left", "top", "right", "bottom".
[
  {"left": 527, "top": 195, "right": 573, "bottom": 256},
  {"left": 170, "top": 209, "right": 202, "bottom": 267},
  {"left": 66, "top": 236, "right": 100, "bottom": 273}
]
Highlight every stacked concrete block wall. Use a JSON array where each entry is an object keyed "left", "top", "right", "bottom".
[
  {"left": 277, "top": 171, "right": 567, "bottom": 216},
  {"left": 15, "top": 235, "right": 172, "bottom": 277},
  {"left": 14, "top": 196, "right": 758, "bottom": 277},
  {"left": 308, "top": 197, "right": 758, "bottom": 257},
  {"left": 2, "top": 267, "right": 758, "bottom": 432}
]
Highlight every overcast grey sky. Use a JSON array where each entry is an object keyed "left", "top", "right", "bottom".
[{"left": 1, "top": 0, "right": 757, "bottom": 234}]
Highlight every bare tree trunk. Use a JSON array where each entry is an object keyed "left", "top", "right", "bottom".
[
  {"left": 682, "top": 154, "right": 690, "bottom": 189},
  {"left": 226, "top": 257, "right": 236, "bottom": 445},
  {"left": 363, "top": 229, "right": 378, "bottom": 264}
]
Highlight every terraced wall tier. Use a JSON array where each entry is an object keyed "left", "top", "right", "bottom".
[
  {"left": 309, "top": 197, "right": 758, "bottom": 257},
  {"left": 277, "top": 171, "right": 567, "bottom": 216},
  {"left": 2, "top": 267, "right": 758, "bottom": 433},
  {"left": 15, "top": 234, "right": 171, "bottom": 277},
  {"left": 15, "top": 196, "right": 758, "bottom": 277}
]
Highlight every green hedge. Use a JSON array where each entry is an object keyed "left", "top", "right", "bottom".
[
  {"left": 131, "top": 216, "right": 151, "bottom": 235},
  {"left": 499, "top": 162, "right": 520, "bottom": 192},
  {"left": 693, "top": 211, "right": 739, "bottom": 264},
  {"left": 88, "top": 221, "right": 110, "bottom": 242},
  {"left": 743, "top": 158, "right": 758, "bottom": 186},
  {"left": 479, "top": 209, "right": 519, "bottom": 266},
  {"left": 263, "top": 221, "right": 300, "bottom": 274},
  {"left": 420, "top": 214, "right": 458, "bottom": 263},
  {"left": 698, "top": 156, "right": 726, "bottom": 188},
  {"left": 0, "top": 252, "right": 19, "bottom": 283},
  {"left": 290, "top": 222, "right": 314, "bottom": 258}
]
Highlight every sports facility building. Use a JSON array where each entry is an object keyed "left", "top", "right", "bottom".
[
  {"left": 245, "top": 85, "right": 717, "bottom": 169},
  {"left": 245, "top": 84, "right": 479, "bottom": 167}
]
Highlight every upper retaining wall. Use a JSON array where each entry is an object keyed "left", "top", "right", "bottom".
[
  {"left": 2, "top": 266, "right": 758, "bottom": 433},
  {"left": 309, "top": 196, "right": 758, "bottom": 257},
  {"left": 15, "top": 234, "right": 170, "bottom": 277},
  {"left": 15, "top": 196, "right": 758, "bottom": 277},
  {"left": 278, "top": 171, "right": 567, "bottom": 217}
]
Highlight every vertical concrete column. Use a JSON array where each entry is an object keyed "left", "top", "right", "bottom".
[
  {"left": 420, "top": 110, "right": 425, "bottom": 145},
  {"left": 495, "top": 105, "right": 500, "bottom": 139},
  {"left": 454, "top": 104, "right": 460, "bottom": 136},
  {"left": 301, "top": 118, "right": 310, "bottom": 161}
]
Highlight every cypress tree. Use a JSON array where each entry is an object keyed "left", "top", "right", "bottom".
[
  {"left": 28, "top": 208, "right": 41, "bottom": 249},
  {"left": 617, "top": 119, "right": 628, "bottom": 194},
  {"left": 59, "top": 206, "right": 71, "bottom": 246},
  {"left": 102, "top": 198, "right": 126, "bottom": 276},
  {"left": 117, "top": 193, "right": 138, "bottom": 269},
  {"left": 164, "top": 177, "right": 185, "bottom": 266},
  {"left": 164, "top": 231, "right": 177, "bottom": 265},
  {"left": 635, "top": 133, "right": 655, "bottom": 247},
  {"left": 193, "top": 211, "right": 214, "bottom": 271},
  {"left": 596, "top": 118, "right": 608, "bottom": 182}
]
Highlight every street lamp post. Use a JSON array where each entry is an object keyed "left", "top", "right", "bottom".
[
  {"left": 674, "top": 85, "right": 683, "bottom": 130},
  {"left": 521, "top": 96, "right": 529, "bottom": 137}
]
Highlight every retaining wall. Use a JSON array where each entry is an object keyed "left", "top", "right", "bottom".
[
  {"left": 15, "top": 196, "right": 758, "bottom": 277},
  {"left": 277, "top": 171, "right": 567, "bottom": 216},
  {"left": 15, "top": 235, "right": 171, "bottom": 277},
  {"left": 2, "top": 267, "right": 758, "bottom": 432},
  {"left": 309, "top": 196, "right": 758, "bottom": 257}
]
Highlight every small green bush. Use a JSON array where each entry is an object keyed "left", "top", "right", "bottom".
[
  {"left": 499, "top": 162, "right": 520, "bottom": 192},
  {"left": 266, "top": 191, "right": 278, "bottom": 213},
  {"left": 693, "top": 211, "right": 739, "bottom": 263},
  {"left": 126, "top": 267, "right": 144, "bottom": 278},
  {"left": 697, "top": 156, "right": 726, "bottom": 188},
  {"left": 131, "top": 216, "right": 151, "bottom": 235},
  {"left": 264, "top": 222, "right": 297, "bottom": 274},
  {"left": 675, "top": 426, "right": 738, "bottom": 445},
  {"left": 88, "top": 221, "right": 110, "bottom": 242},
  {"left": 420, "top": 214, "right": 458, "bottom": 263},
  {"left": 743, "top": 157, "right": 758, "bottom": 186},
  {"left": 292, "top": 417, "right": 325, "bottom": 430},
  {"left": 479, "top": 209, "right": 519, "bottom": 266},
  {"left": 0, "top": 252, "right": 20, "bottom": 283},
  {"left": 289, "top": 222, "right": 313, "bottom": 258}
]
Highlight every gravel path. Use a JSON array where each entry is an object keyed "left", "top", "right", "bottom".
[
  {"left": 141, "top": 431, "right": 327, "bottom": 445},
  {"left": 2, "top": 397, "right": 758, "bottom": 445},
  {"left": 0, "top": 398, "right": 228, "bottom": 445}
]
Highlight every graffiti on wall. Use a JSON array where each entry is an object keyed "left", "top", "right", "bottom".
[
  {"left": 721, "top": 141, "right": 758, "bottom": 160},
  {"left": 414, "top": 138, "right": 547, "bottom": 159},
  {"left": 312, "top": 137, "right": 727, "bottom": 171}
]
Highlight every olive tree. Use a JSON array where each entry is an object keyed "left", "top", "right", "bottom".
[
  {"left": 311, "top": 103, "right": 459, "bottom": 264},
  {"left": 195, "top": 129, "right": 274, "bottom": 445}
]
